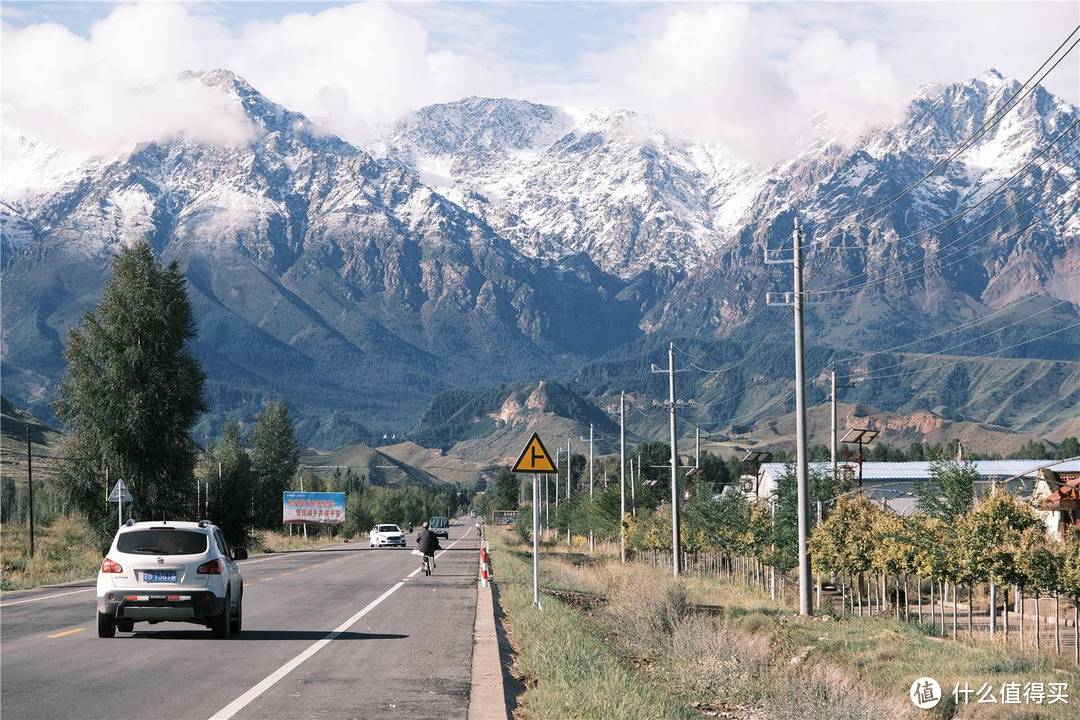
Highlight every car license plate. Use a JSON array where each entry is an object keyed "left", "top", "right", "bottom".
[{"left": 143, "top": 570, "right": 176, "bottom": 583}]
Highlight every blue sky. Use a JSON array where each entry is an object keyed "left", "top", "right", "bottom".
[{"left": 3, "top": 2, "right": 1078, "bottom": 164}]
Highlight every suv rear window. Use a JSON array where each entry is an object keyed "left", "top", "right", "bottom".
[
  {"left": 117, "top": 529, "right": 208, "bottom": 555},
  {"left": 429, "top": 517, "right": 448, "bottom": 528}
]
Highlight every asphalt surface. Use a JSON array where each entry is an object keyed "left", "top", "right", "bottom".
[{"left": 1, "top": 524, "right": 480, "bottom": 720}]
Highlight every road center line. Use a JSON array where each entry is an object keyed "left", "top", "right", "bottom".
[
  {"left": 47, "top": 627, "right": 86, "bottom": 639},
  {"left": 209, "top": 527, "right": 473, "bottom": 720}
]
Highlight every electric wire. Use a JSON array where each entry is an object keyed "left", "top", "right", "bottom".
[
  {"left": 818, "top": 26, "right": 1080, "bottom": 229},
  {"left": 844, "top": 320, "right": 1080, "bottom": 382}
]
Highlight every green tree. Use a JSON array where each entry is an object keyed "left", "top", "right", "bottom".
[
  {"left": 1057, "top": 437, "right": 1080, "bottom": 460},
  {"left": 249, "top": 402, "right": 300, "bottom": 529},
  {"left": 916, "top": 459, "right": 977, "bottom": 521},
  {"left": 486, "top": 468, "right": 519, "bottom": 519},
  {"left": 206, "top": 421, "right": 255, "bottom": 548},
  {"left": 53, "top": 241, "right": 205, "bottom": 538},
  {"left": 953, "top": 493, "right": 1041, "bottom": 599}
]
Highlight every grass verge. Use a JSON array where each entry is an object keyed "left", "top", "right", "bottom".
[
  {"left": 495, "top": 532, "right": 1080, "bottom": 720},
  {"left": 1, "top": 518, "right": 101, "bottom": 591},
  {"left": 490, "top": 533, "right": 697, "bottom": 720}
]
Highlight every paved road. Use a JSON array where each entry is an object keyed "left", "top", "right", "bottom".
[{"left": 1, "top": 525, "right": 480, "bottom": 720}]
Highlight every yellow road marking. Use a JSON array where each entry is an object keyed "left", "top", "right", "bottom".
[
  {"left": 297, "top": 568, "right": 307, "bottom": 572},
  {"left": 283, "top": 572, "right": 292, "bottom": 576},
  {"left": 263, "top": 577, "right": 274, "bottom": 581},
  {"left": 47, "top": 627, "right": 86, "bottom": 639}
]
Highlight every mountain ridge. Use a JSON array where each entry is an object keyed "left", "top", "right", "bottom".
[{"left": 1, "top": 68, "right": 1076, "bottom": 447}]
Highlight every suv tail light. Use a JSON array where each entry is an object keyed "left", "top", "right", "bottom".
[
  {"left": 197, "top": 559, "right": 222, "bottom": 575},
  {"left": 101, "top": 558, "right": 123, "bottom": 573}
]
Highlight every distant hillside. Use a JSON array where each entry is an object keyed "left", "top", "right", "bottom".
[
  {"left": 421, "top": 380, "right": 631, "bottom": 465},
  {"left": 698, "top": 401, "right": 1060, "bottom": 459},
  {"left": 1, "top": 396, "right": 65, "bottom": 507},
  {"left": 299, "top": 442, "right": 438, "bottom": 487},
  {"left": 378, "top": 441, "right": 488, "bottom": 486}
]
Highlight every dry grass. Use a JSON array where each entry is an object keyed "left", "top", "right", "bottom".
[
  {"left": 253, "top": 528, "right": 358, "bottom": 554},
  {"left": 490, "top": 536, "right": 697, "bottom": 720},
  {"left": 1, "top": 518, "right": 101, "bottom": 591},
  {"left": 495, "top": 533, "right": 1080, "bottom": 719}
]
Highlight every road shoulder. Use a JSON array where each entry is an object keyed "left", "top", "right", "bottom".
[{"left": 469, "top": 574, "right": 509, "bottom": 720}]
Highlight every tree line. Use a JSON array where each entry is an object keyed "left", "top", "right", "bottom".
[{"left": 43, "top": 241, "right": 467, "bottom": 549}]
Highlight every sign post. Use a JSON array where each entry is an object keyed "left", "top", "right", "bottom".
[
  {"left": 107, "top": 479, "right": 133, "bottom": 529},
  {"left": 512, "top": 433, "right": 558, "bottom": 610}
]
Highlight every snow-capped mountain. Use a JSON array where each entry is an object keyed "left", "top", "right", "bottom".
[
  {"left": 377, "top": 98, "right": 763, "bottom": 276},
  {"left": 2, "top": 68, "right": 1077, "bottom": 445},
  {"left": 0, "top": 70, "right": 642, "bottom": 445}
]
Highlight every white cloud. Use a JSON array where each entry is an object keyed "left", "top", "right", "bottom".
[
  {"left": 0, "top": 2, "right": 505, "bottom": 174},
  {"left": 1, "top": 1, "right": 1077, "bottom": 174}
]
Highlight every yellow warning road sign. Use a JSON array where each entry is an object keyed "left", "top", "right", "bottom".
[{"left": 512, "top": 433, "right": 559, "bottom": 474}]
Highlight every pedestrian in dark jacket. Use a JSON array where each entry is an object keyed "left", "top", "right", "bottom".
[{"left": 416, "top": 522, "right": 440, "bottom": 569}]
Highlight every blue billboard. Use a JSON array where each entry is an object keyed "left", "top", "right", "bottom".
[{"left": 283, "top": 491, "right": 346, "bottom": 525}]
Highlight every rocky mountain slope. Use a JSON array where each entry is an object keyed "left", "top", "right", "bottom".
[{"left": 2, "top": 69, "right": 1077, "bottom": 448}]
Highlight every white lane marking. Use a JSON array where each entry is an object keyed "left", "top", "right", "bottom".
[
  {"left": 209, "top": 528, "right": 474, "bottom": 720},
  {"left": 0, "top": 588, "right": 94, "bottom": 608}
]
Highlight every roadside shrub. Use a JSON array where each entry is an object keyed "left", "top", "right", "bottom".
[{"left": 666, "top": 616, "right": 770, "bottom": 703}]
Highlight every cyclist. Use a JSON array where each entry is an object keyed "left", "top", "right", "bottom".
[{"left": 415, "top": 521, "right": 440, "bottom": 574}]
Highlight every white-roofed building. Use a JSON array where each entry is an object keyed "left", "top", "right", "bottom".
[{"left": 752, "top": 459, "right": 1075, "bottom": 517}]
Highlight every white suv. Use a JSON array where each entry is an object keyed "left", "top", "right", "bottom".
[
  {"left": 369, "top": 524, "right": 406, "bottom": 547},
  {"left": 96, "top": 520, "right": 246, "bottom": 638}
]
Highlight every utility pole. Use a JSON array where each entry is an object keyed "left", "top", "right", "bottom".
[
  {"left": 792, "top": 218, "right": 812, "bottom": 617},
  {"left": 26, "top": 431, "right": 35, "bottom": 557},
  {"left": 696, "top": 427, "right": 700, "bottom": 468},
  {"left": 765, "top": 215, "right": 812, "bottom": 615},
  {"left": 620, "top": 392, "right": 627, "bottom": 563},
  {"left": 580, "top": 426, "right": 595, "bottom": 550},
  {"left": 566, "top": 438, "right": 572, "bottom": 546},
  {"left": 633, "top": 455, "right": 639, "bottom": 517},
  {"left": 651, "top": 342, "right": 682, "bottom": 576},
  {"left": 298, "top": 466, "right": 307, "bottom": 540}
]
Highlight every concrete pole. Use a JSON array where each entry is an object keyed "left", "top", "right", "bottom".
[
  {"left": 669, "top": 342, "right": 681, "bottom": 577},
  {"left": 554, "top": 451, "right": 559, "bottom": 513},
  {"left": 620, "top": 392, "right": 626, "bottom": 563},
  {"left": 831, "top": 368, "right": 837, "bottom": 484},
  {"left": 634, "top": 456, "right": 640, "bottom": 517},
  {"left": 816, "top": 500, "right": 823, "bottom": 609},
  {"left": 696, "top": 427, "right": 700, "bottom": 468},
  {"left": 566, "top": 438, "right": 572, "bottom": 546},
  {"left": 589, "top": 425, "right": 595, "bottom": 551},
  {"left": 27, "top": 431, "right": 35, "bottom": 556},
  {"left": 299, "top": 468, "right": 307, "bottom": 540},
  {"left": 793, "top": 217, "right": 812, "bottom": 616}
]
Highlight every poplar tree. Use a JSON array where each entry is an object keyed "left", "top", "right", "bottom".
[
  {"left": 249, "top": 401, "right": 300, "bottom": 529},
  {"left": 53, "top": 241, "right": 204, "bottom": 538}
]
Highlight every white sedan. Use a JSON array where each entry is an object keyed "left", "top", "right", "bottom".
[{"left": 369, "top": 524, "right": 406, "bottom": 547}]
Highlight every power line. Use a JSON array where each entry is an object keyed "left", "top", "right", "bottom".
[
  {"left": 832, "top": 275, "right": 1080, "bottom": 365},
  {"left": 802, "top": 132, "right": 1079, "bottom": 291},
  {"left": 818, "top": 26, "right": 1080, "bottom": 229},
  {"left": 845, "top": 320, "right": 1080, "bottom": 382},
  {"left": 842, "top": 299, "right": 1073, "bottom": 376},
  {"left": 806, "top": 125, "right": 1079, "bottom": 256},
  {"left": 805, "top": 189, "right": 1078, "bottom": 297}
]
